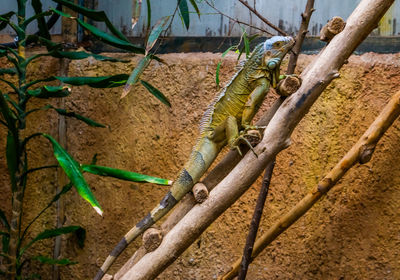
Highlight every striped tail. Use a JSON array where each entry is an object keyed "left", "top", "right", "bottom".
[{"left": 94, "top": 138, "right": 220, "bottom": 280}]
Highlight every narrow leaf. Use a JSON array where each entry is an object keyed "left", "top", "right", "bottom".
[
  {"left": 122, "top": 56, "right": 151, "bottom": 98},
  {"left": 20, "top": 226, "right": 83, "bottom": 256},
  {"left": 140, "top": 80, "right": 171, "bottom": 107},
  {"left": 33, "top": 255, "right": 77, "bottom": 266},
  {"left": 0, "top": 68, "right": 17, "bottom": 75},
  {"left": 27, "top": 85, "right": 71, "bottom": 98},
  {"left": 82, "top": 164, "right": 172, "bottom": 185},
  {"left": 0, "top": 12, "right": 15, "bottom": 31},
  {"left": 31, "top": 0, "right": 51, "bottom": 39},
  {"left": 49, "top": 50, "right": 129, "bottom": 62},
  {"left": 0, "top": 209, "right": 10, "bottom": 231},
  {"left": 21, "top": 183, "right": 72, "bottom": 242},
  {"left": 52, "top": 0, "right": 128, "bottom": 42},
  {"left": 243, "top": 32, "right": 250, "bottom": 58},
  {"left": 189, "top": 0, "right": 201, "bottom": 18},
  {"left": 146, "top": 0, "right": 151, "bottom": 35},
  {"left": 51, "top": 106, "right": 106, "bottom": 127},
  {"left": 54, "top": 74, "right": 128, "bottom": 88},
  {"left": 216, "top": 61, "right": 221, "bottom": 86},
  {"left": 146, "top": 16, "right": 170, "bottom": 53},
  {"left": 1, "top": 232, "right": 9, "bottom": 253},
  {"left": 42, "top": 134, "right": 103, "bottom": 215},
  {"left": 51, "top": 8, "right": 145, "bottom": 54},
  {"left": 131, "top": 0, "right": 141, "bottom": 29},
  {"left": 178, "top": 0, "right": 190, "bottom": 30}
]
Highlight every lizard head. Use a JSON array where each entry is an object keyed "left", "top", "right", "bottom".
[{"left": 262, "top": 36, "right": 295, "bottom": 68}]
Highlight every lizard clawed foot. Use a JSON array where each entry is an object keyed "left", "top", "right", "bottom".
[{"left": 230, "top": 135, "right": 258, "bottom": 157}]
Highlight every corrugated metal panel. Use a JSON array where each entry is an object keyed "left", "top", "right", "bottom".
[
  {"left": 127, "top": 0, "right": 400, "bottom": 37},
  {"left": 0, "top": 0, "right": 398, "bottom": 37},
  {"left": 0, "top": 0, "right": 61, "bottom": 35}
]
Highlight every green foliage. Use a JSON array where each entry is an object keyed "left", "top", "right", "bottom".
[
  {"left": 82, "top": 164, "right": 172, "bottom": 185},
  {"left": 19, "top": 226, "right": 85, "bottom": 257},
  {"left": 0, "top": 0, "right": 200, "bottom": 277},
  {"left": 42, "top": 134, "right": 103, "bottom": 216},
  {"left": 140, "top": 80, "right": 171, "bottom": 107},
  {"left": 178, "top": 0, "right": 190, "bottom": 30},
  {"left": 33, "top": 255, "right": 77, "bottom": 266}
]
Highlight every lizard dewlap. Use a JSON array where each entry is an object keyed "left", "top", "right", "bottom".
[{"left": 94, "top": 35, "right": 294, "bottom": 280}]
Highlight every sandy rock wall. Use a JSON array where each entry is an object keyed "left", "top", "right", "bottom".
[{"left": 1, "top": 52, "right": 400, "bottom": 279}]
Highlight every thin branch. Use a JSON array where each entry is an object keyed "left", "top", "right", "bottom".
[
  {"left": 238, "top": 160, "right": 275, "bottom": 280},
  {"left": 287, "top": 0, "right": 315, "bottom": 74},
  {"left": 238, "top": 0, "right": 288, "bottom": 36},
  {"left": 204, "top": 0, "right": 273, "bottom": 35},
  {"left": 221, "top": 89, "right": 400, "bottom": 279}
]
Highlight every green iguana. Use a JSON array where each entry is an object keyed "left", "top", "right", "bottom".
[{"left": 95, "top": 35, "right": 295, "bottom": 280}]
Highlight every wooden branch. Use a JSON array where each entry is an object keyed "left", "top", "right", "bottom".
[
  {"left": 287, "top": 0, "right": 315, "bottom": 74},
  {"left": 320, "top": 16, "right": 346, "bottom": 42},
  {"left": 238, "top": 160, "right": 275, "bottom": 280},
  {"left": 192, "top": 183, "right": 208, "bottom": 203},
  {"left": 114, "top": 85, "right": 285, "bottom": 280},
  {"left": 221, "top": 90, "right": 400, "bottom": 279},
  {"left": 142, "top": 228, "right": 163, "bottom": 253},
  {"left": 116, "top": 1, "right": 394, "bottom": 279},
  {"left": 238, "top": 0, "right": 288, "bottom": 36},
  {"left": 276, "top": 75, "right": 302, "bottom": 97}
]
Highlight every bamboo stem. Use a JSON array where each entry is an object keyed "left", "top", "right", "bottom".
[{"left": 220, "top": 90, "right": 400, "bottom": 279}]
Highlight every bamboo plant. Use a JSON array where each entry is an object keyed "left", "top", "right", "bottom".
[{"left": 0, "top": 0, "right": 198, "bottom": 278}]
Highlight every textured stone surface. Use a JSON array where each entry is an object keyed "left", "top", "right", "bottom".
[{"left": 1, "top": 51, "right": 400, "bottom": 279}]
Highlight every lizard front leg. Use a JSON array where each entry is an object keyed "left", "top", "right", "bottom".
[{"left": 241, "top": 78, "right": 270, "bottom": 133}]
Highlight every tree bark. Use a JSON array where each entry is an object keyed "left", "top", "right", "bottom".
[{"left": 118, "top": 0, "right": 394, "bottom": 279}]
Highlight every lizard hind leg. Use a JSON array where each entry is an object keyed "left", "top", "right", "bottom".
[
  {"left": 225, "top": 115, "right": 246, "bottom": 156},
  {"left": 225, "top": 115, "right": 259, "bottom": 157}
]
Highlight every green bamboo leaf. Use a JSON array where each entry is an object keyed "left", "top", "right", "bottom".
[
  {"left": 32, "top": 255, "right": 77, "bottom": 266},
  {"left": 50, "top": 106, "right": 106, "bottom": 127},
  {"left": 243, "top": 32, "right": 250, "bottom": 58},
  {"left": 42, "top": 134, "right": 103, "bottom": 215},
  {"left": 0, "top": 209, "right": 10, "bottom": 231},
  {"left": 0, "top": 68, "right": 17, "bottom": 75},
  {"left": 146, "top": 0, "right": 151, "bottom": 35},
  {"left": 131, "top": 0, "right": 141, "bottom": 29},
  {"left": 140, "top": 80, "right": 171, "bottom": 107},
  {"left": 216, "top": 61, "right": 222, "bottom": 86},
  {"left": 82, "top": 165, "right": 172, "bottom": 185},
  {"left": 54, "top": 74, "right": 129, "bottom": 88},
  {"left": 49, "top": 50, "right": 129, "bottom": 62},
  {"left": 31, "top": 0, "right": 51, "bottom": 39},
  {"left": 27, "top": 85, "right": 71, "bottom": 98},
  {"left": 178, "top": 0, "right": 190, "bottom": 30},
  {"left": 122, "top": 56, "right": 151, "bottom": 98},
  {"left": 189, "top": 0, "right": 201, "bottom": 18},
  {"left": 19, "top": 226, "right": 84, "bottom": 257},
  {"left": 50, "top": 8, "right": 144, "bottom": 54},
  {"left": 146, "top": 16, "right": 170, "bottom": 53},
  {"left": 1, "top": 232, "right": 9, "bottom": 253},
  {"left": 21, "top": 183, "right": 73, "bottom": 243},
  {"left": 52, "top": 0, "right": 128, "bottom": 42},
  {"left": 0, "top": 12, "right": 15, "bottom": 31}
]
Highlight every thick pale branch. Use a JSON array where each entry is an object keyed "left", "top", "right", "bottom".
[
  {"left": 221, "top": 90, "right": 400, "bottom": 279},
  {"left": 116, "top": 1, "right": 394, "bottom": 279}
]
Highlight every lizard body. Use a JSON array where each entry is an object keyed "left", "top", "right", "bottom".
[{"left": 95, "top": 36, "right": 294, "bottom": 280}]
